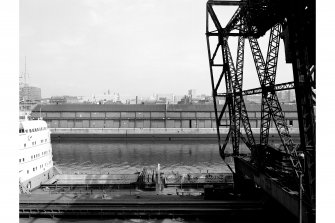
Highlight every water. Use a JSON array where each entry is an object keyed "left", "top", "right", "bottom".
[{"left": 52, "top": 141, "right": 250, "bottom": 174}]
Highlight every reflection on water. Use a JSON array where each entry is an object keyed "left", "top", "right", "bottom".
[{"left": 52, "top": 141, "right": 251, "bottom": 174}]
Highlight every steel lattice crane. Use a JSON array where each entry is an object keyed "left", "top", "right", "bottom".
[{"left": 205, "top": 0, "right": 315, "bottom": 222}]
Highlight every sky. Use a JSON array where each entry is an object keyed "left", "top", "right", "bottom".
[{"left": 20, "top": 0, "right": 293, "bottom": 99}]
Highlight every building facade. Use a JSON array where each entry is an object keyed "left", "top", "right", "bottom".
[
  {"left": 31, "top": 104, "right": 298, "bottom": 129},
  {"left": 19, "top": 86, "right": 42, "bottom": 102}
]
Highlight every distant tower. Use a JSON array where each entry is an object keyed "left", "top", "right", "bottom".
[
  {"left": 20, "top": 56, "right": 31, "bottom": 102},
  {"left": 188, "top": 89, "right": 197, "bottom": 100}
]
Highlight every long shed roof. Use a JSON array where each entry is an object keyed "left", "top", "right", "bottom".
[{"left": 32, "top": 103, "right": 297, "bottom": 112}]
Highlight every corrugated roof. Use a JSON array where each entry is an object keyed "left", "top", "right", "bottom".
[
  {"left": 33, "top": 104, "right": 166, "bottom": 112},
  {"left": 167, "top": 104, "right": 216, "bottom": 112},
  {"left": 32, "top": 103, "right": 297, "bottom": 112}
]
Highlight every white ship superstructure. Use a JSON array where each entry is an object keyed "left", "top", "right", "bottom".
[{"left": 19, "top": 117, "right": 54, "bottom": 191}]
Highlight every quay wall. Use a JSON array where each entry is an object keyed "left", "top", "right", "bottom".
[{"left": 50, "top": 127, "right": 300, "bottom": 142}]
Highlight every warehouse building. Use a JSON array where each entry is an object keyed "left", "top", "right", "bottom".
[{"left": 31, "top": 104, "right": 298, "bottom": 129}]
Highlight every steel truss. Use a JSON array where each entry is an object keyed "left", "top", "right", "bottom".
[
  {"left": 219, "top": 81, "right": 295, "bottom": 97},
  {"left": 206, "top": 0, "right": 315, "bottom": 220},
  {"left": 206, "top": 0, "right": 302, "bottom": 170},
  {"left": 248, "top": 25, "right": 303, "bottom": 179},
  {"left": 206, "top": 2, "right": 256, "bottom": 158}
]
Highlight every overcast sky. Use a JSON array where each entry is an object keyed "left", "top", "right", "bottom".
[{"left": 20, "top": 0, "right": 293, "bottom": 99}]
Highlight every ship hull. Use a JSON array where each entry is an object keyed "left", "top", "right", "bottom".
[
  {"left": 21, "top": 167, "right": 56, "bottom": 190},
  {"left": 19, "top": 118, "right": 55, "bottom": 192}
]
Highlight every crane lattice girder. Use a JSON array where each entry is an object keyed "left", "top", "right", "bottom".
[
  {"left": 260, "top": 24, "right": 282, "bottom": 146},
  {"left": 260, "top": 96, "right": 271, "bottom": 145},
  {"left": 267, "top": 93, "right": 295, "bottom": 148},
  {"left": 264, "top": 24, "right": 281, "bottom": 85},
  {"left": 235, "top": 36, "right": 244, "bottom": 91},
  {"left": 232, "top": 35, "right": 256, "bottom": 150},
  {"left": 219, "top": 81, "right": 295, "bottom": 97},
  {"left": 206, "top": 3, "right": 256, "bottom": 156},
  {"left": 248, "top": 25, "right": 303, "bottom": 177},
  {"left": 268, "top": 93, "right": 303, "bottom": 175},
  {"left": 242, "top": 82, "right": 295, "bottom": 96},
  {"left": 223, "top": 39, "right": 240, "bottom": 154},
  {"left": 240, "top": 96, "right": 256, "bottom": 147},
  {"left": 248, "top": 37, "right": 267, "bottom": 83},
  {"left": 248, "top": 25, "right": 277, "bottom": 141},
  {"left": 206, "top": 0, "right": 316, "bottom": 219},
  {"left": 223, "top": 37, "right": 256, "bottom": 154},
  {"left": 207, "top": 0, "right": 298, "bottom": 158},
  {"left": 224, "top": 83, "right": 235, "bottom": 154}
]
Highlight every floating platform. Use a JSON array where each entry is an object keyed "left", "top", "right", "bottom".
[
  {"left": 42, "top": 174, "right": 139, "bottom": 189},
  {"left": 20, "top": 170, "right": 249, "bottom": 218},
  {"left": 41, "top": 172, "right": 234, "bottom": 190},
  {"left": 164, "top": 172, "right": 233, "bottom": 188},
  {"left": 20, "top": 189, "right": 264, "bottom": 218}
]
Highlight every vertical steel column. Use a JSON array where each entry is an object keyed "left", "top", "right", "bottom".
[
  {"left": 206, "top": 3, "right": 224, "bottom": 157},
  {"left": 287, "top": 0, "right": 316, "bottom": 214}
]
